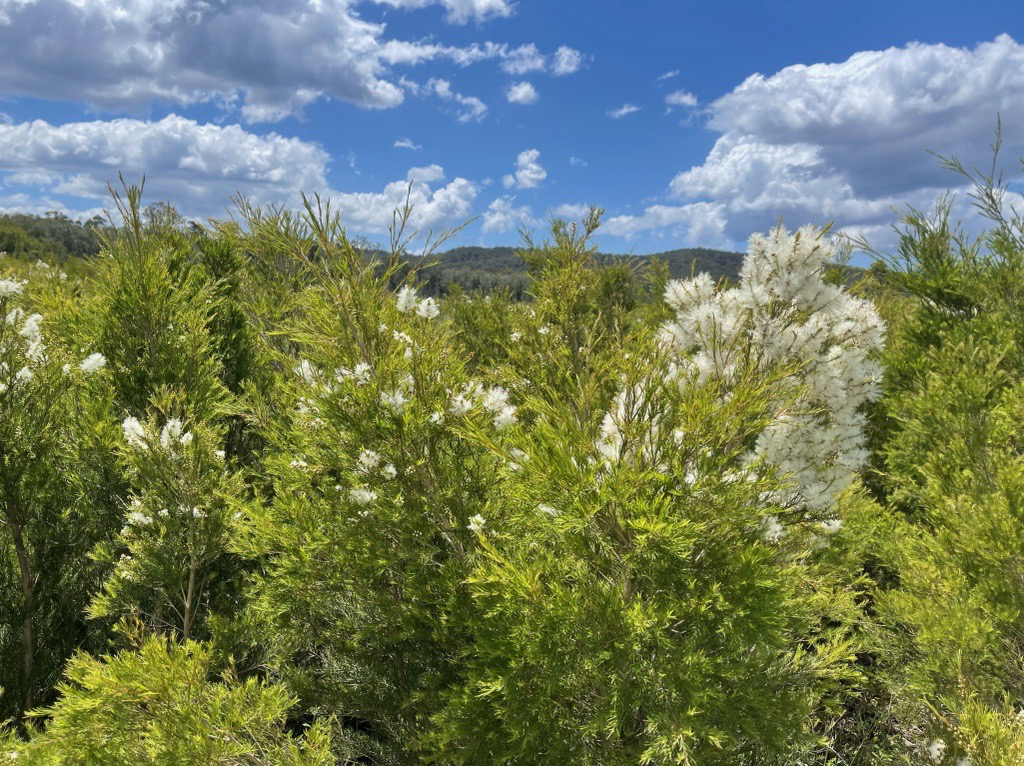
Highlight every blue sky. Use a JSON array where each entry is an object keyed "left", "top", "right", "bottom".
[{"left": 0, "top": 0, "right": 1021, "bottom": 253}]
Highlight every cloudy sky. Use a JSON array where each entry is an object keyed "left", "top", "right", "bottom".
[{"left": 0, "top": 0, "right": 1021, "bottom": 253}]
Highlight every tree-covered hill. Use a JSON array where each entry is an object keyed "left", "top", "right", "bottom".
[{"left": 408, "top": 245, "right": 745, "bottom": 297}]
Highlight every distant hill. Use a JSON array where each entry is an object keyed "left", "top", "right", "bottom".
[
  {"left": 414, "top": 245, "right": 746, "bottom": 298},
  {"left": 0, "top": 211, "right": 752, "bottom": 298}
]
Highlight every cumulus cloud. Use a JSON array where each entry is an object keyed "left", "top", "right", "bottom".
[
  {"left": 0, "top": 0, "right": 578, "bottom": 122},
  {"left": 602, "top": 202, "right": 728, "bottom": 247},
  {"left": 608, "top": 104, "right": 641, "bottom": 119},
  {"left": 610, "top": 35, "right": 1024, "bottom": 247},
  {"left": 500, "top": 43, "right": 548, "bottom": 75},
  {"left": 502, "top": 149, "right": 547, "bottom": 190},
  {"left": 665, "top": 90, "right": 697, "bottom": 108},
  {"left": 552, "top": 46, "right": 584, "bottom": 76},
  {"left": 550, "top": 203, "right": 592, "bottom": 220},
  {"left": 506, "top": 81, "right": 538, "bottom": 105},
  {"left": 394, "top": 138, "right": 422, "bottom": 150},
  {"left": 569, "top": 156, "right": 588, "bottom": 167},
  {"left": 332, "top": 172, "right": 478, "bottom": 232},
  {"left": 0, "top": 115, "right": 477, "bottom": 233},
  {"left": 482, "top": 196, "right": 538, "bottom": 232},
  {"left": 0, "top": 115, "right": 330, "bottom": 217}
]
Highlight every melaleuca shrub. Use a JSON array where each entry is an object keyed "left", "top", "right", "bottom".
[
  {"left": 0, "top": 272, "right": 112, "bottom": 716},
  {"left": 89, "top": 402, "right": 246, "bottom": 640},
  {"left": 850, "top": 167, "right": 1024, "bottom": 764},
  {"left": 430, "top": 334, "right": 865, "bottom": 765},
  {"left": 236, "top": 203, "right": 510, "bottom": 762},
  {"left": 658, "top": 225, "right": 885, "bottom": 522},
  {"left": 91, "top": 183, "right": 227, "bottom": 420},
  {"left": 2, "top": 634, "right": 333, "bottom": 764}
]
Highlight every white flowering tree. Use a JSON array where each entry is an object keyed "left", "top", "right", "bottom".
[
  {"left": 657, "top": 225, "right": 885, "bottom": 522},
  {"left": 90, "top": 409, "right": 244, "bottom": 640},
  {"left": 0, "top": 272, "right": 114, "bottom": 714},
  {"left": 423, "top": 218, "right": 869, "bottom": 764},
  {"left": 236, "top": 199, "right": 514, "bottom": 762}
]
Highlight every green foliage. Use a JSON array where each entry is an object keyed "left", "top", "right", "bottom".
[
  {"left": 4, "top": 634, "right": 333, "bottom": 764},
  {"left": 1, "top": 142, "right": 1023, "bottom": 765}
]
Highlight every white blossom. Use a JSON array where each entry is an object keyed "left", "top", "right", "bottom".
[
  {"left": 396, "top": 285, "right": 419, "bottom": 313},
  {"left": 126, "top": 510, "right": 152, "bottom": 526},
  {"left": 349, "top": 487, "right": 377, "bottom": 505},
  {"left": 381, "top": 463, "right": 397, "bottom": 480},
  {"left": 761, "top": 515, "right": 786, "bottom": 543},
  {"left": 0, "top": 278, "right": 25, "bottom": 296},
  {"left": 122, "top": 417, "right": 149, "bottom": 449},
  {"left": 449, "top": 394, "right": 473, "bottom": 416},
  {"left": 820, "top": 518, "right": 843, "bottom": 535},
  {"left": 493, "top": 405, "right": 518, "bottom": 430},
  {"left": 467, "top": 513, "right": 486, "bottom": 533},
  {"left": 290, "top": 459, "right": 308, "bottom": 470},
  {"left": 381, "top": 389, "right": 408, "bottom": 414},
  {"left": 927, "top": 739, "right": 946, "bottom": 764},
  {"left": 159, "top": 418, "right": 192, "bottom": 451},
  {"left": 19, "top": 313, "right": 42, "bottom": 344},
  {"left": 357, "top": 449, "right": 382, "bottom": 472},
  {"left": 416, "top": 297, "right": 440, "bottom": 319},
  {"left": 353, "top": 362, "right": 372, "bottom": 385},
  {"left": 79, "top": 352, "right": 106, "bottom": 373}
]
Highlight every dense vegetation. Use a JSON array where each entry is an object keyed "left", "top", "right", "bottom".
[{"left": 0, "top": 149, "right": 1021, "bottom": 765}]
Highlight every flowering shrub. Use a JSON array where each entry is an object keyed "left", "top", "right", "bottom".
[{"left": 658, "top": 225, "right": 885, "bottom": 517}]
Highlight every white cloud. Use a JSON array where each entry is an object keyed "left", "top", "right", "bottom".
[
  {"left": 332, "top": 173, "right": 478, "bottom": 232},
  {"left": 0, "top": 115, "right": 330, "bottom": 217},
  {"left": 506, "top": 81, "right": 538, "bottom": 104},
  {"left": 569, "top": 156, "right": 588, "bottom": 168},
  {"left": 552, "top": 46, "right": 584, "bottom": 76},
  {"left": 406, "top": 165, "right": 446, "bottom": 183},
  {"left": 502, "top": 149, "right": 547, "bottom": 190},
  {"left": 550, "top": 203, "right": 591, "bottom": 220},
  {"left": 394, "top": 138, "right": 422, "bottom": 150},
  {"left": 656, "top": 70, "right": 680, "bottom": 82},
  {"left": 608, "top": 104, "right": 641, "bottom": 119},
  {"left": 371, "top": 0, "right": 514, "bottom": 24},
  {"left": 429, "top": 78, "right": 488, "bottom": 122},
  {"left": 612, "top": 35, "right": 1024, "bottom": 247},
  {"left": 0, "top": 0, "right": 577, "bottom": 122},
  {"left": 500, "top": 43, "right": 547, "bottom": 75},
  {"left": 482, "top": 196, "right": 538, "bottom": 232},
  {"left": 665, "top": 90, "right": 697, "bottom": 108},
  {"left": 603, "top": 202, "right": 729, "bottom": 246},
  {"left": 0, "top": 115, "right": 477, "bottom": 234}
]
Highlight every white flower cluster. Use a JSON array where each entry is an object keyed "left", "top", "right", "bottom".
[
  {"left": 121, "top": 416, "right": 193, "bottom": 455},
  {"left": 356, "top": 448, "right": 397, "bottom": 479},
  {"left": 448, "top": 381, "right": 517, "bottom": 430},
  {"left": 79, "top": 352, "right": 106, "bottom": 374},
  {"left": 658, "top": 225, "right": 885, "bottom": 514},
  {"left": 396, "top": 285, "right": 441, "bottom": 319},
  {"left": 596, "top": 385, "right": 664, "bottom": 467},
  {"left": 0, "top": 278, "right": 25, "bottom": 296},
  {"left": 0, "top": 305, "right": 49, "bottom": 393}
]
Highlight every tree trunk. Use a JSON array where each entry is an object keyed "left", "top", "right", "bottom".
[
  {"left": 10, "top": 520, "right": 35, "bottom": 711},
  {"left": 182, "top": 553, "right": 197, "bottom": 640}
]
